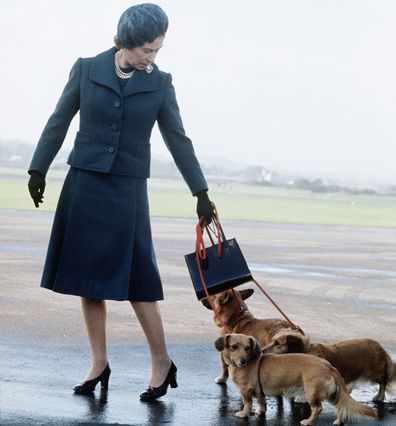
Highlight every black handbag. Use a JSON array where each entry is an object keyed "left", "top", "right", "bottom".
[{"left": 184, "top": 215, "right": 252, "bottom": 300}]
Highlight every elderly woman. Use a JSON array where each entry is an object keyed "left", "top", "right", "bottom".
[{"left": 28, "top": 3, "right": 214, "bottom": 401}]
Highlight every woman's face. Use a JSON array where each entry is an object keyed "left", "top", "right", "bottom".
[{"left": 123, "top": 36, "right": 165, "bottom": 70}]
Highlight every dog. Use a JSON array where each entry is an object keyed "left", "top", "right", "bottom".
[
  {"left": 202, "top": 288, "right": 304, "bottom": 383},
  {"left": 262, "top": 329, "right": 396, "bottom": 401},
  {"left": 215, "top": 333, "right": 377, "bottom": 425}
]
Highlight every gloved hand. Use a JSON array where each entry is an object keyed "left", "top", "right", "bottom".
[
  {"left": 196, "top": 189, "right": 215, "bottom": 225},
  {"left": 28, "top": 171, "right": 46, "bottom": 208}
]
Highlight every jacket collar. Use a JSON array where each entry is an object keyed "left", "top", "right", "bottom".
[{"left": 89, "top": 47, "right": 160, "bottom": 97}]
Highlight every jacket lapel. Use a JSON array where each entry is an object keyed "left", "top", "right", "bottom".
[
  {"left": 90, "top": 47, "right": 121, "bottom": 96},
  {"left": 89, "top": 47, "right": 160, "bottom": 98},
  {"left": 122, "top": 64, "right": 160, "bottom": 98}
]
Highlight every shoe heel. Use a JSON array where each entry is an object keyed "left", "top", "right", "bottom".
[
  {"left": 100, "top": 367, "right": 111, "bottom": 390},
  {"left": 170, "top": 373, "right": 178, "bottom": 388},
  {"left": 101, "top": 376, "right": 109, "bottom": 390}
]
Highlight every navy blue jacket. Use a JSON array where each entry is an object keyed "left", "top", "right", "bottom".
[{"left": 29, "top": 47, "right": 207, "bottom": 195}]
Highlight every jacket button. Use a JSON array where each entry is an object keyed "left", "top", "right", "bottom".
[
  {"left": 111, "top": 124, "right": 118, "bottom": 130},
  {"left": 113, "top": 100, "right": 121, "bottom": 108},
  {"left": 108, "top": 146, "right": 115, "bottom": 153}
]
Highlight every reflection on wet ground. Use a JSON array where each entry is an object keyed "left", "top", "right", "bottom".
[
  {"left": 249, "top": 261, "right": 396, "bottom": 311},
  {"left": 1, "top": 340, "right": 395, "bottom": 425},
  {"left": 249, "top": 262, "right": 396, "bottom": 280},
  {"left": 73, "top": 391, "right": 109, "bottom": 423}
]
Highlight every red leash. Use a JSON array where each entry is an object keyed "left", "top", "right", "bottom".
[
  {"left": 196, "top": 208, "right": 301, "bottom": 333},
  {"left": 251, "top": 277, "right": 301, "bottom": 332}
]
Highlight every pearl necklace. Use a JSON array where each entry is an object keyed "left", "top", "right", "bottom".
[{"left": 114, "top": 54, "right": 135, "bottom": 79}]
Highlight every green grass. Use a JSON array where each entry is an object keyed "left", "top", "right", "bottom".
[
  {"left": 148, "top": 180, "right": 396, "bottom": 227},
  {"left": 2, "top": 173, "right": 395, "bottom": 227}
]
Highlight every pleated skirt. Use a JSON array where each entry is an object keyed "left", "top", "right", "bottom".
[{"left": 40, "top": 167, "right": 163, "bottom": 301}]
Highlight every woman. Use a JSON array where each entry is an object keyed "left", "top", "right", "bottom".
[{"left": 27, "top": 3, "right": 214, "bottom": 401}]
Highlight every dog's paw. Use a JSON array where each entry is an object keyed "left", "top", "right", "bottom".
[
  {"left": 235, "top": 410, "right": 248, "bottom": 418},
  {"left": 215, "top": 375, "right": 228, "bottom": 384},
  {"left": 332, "top": 419, "right": 342, "bottom": 426},
  {"left": 300, "top": 419, "right": 313, "bottom": 426},
  {"left": 255, "top": 407, "right": 266, "bottom": 416}
]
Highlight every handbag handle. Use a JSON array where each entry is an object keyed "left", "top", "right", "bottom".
[
  {"left": 196, "top": 203, "right": 225, "bottom": 260},
  {"left": 207, "top": 203, "right": 226, "bottom": 241}
]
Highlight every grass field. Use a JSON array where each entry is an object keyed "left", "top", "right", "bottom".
[
  {"left": 1, "top": 169, "right": 395, "bottom": 227},
  {"left": 148, "top": 179, "right": 396, "bottom": 227}
]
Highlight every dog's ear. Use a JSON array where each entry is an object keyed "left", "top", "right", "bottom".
[
  {"left": 239, "top": 288, "right": 254, "bottom": 301},
  {"left": 249, "top": 336, "right": 262, "bottom": 357},
  {"left": 261, "top": 341, "right": 274, "bottom": 353},
  {"left": 286, "top": 334, "right": 305, "bottom": 353},
  {"left": 215, "top": 334, "right": 231, "bottom": 351},
  {"left": 214, "top": 336, "right": 226, "bottom": 352},
  {"left": 201, "top": 298, "right": 213, "bottom": 310},
  {"left": 218, "top": 291, "right": 231, "bottom": 305}
]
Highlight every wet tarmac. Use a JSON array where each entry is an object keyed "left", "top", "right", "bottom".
[
  {"left": 1, "top": 210, "right": 395, "bottom": 425},
  {"left": 1, "top": 338, "right": 395, "bottom": 425}
]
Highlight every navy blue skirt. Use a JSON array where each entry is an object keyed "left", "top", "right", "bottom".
[{"left": 41, "top": 168, "right": 163, "bottom": 301}]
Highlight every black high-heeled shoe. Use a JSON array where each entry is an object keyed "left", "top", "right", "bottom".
[
  {"left": 140, "top": 361, "right": 177, "bottom": 401},
  {"left": 73, "top": 363, "right": 111, "bottom": 394}
]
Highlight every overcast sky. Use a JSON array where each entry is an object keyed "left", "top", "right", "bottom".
[{"left": 1, "top": 0, "right": 395, "bottom": 183}]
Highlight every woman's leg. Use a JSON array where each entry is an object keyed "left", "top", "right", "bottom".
[
  {"left": 131, "top": 301, "right": 171, "bottom": 387},
  {"left": 81, "top": 297, "right": 109, "bottom": 380}
]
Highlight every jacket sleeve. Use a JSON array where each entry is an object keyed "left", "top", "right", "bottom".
[
  {"left": 29, "top": 58, "right": 82, "bottom": 176},
  {"left": 157, "top": 73, "right": 208, "bottom": 196}
]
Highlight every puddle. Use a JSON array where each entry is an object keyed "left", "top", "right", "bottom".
[{"left": 249, "top": 262, "right": 396, "bottom": 280}]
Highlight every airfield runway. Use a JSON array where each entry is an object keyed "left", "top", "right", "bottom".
[{"left": 0, "top": 209, "right": 395, "bottom": 425}]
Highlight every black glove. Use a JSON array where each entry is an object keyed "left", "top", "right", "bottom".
[
  {"left": 196, "top": 189, "right": 215, "bottom": 225},
  {"left": 28, "top": 171, "right": 46, "bottom": 208}
]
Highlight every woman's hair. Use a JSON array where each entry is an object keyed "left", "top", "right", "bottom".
[{"left": 116, "top": 3, "right": 168, "bottom": 49}]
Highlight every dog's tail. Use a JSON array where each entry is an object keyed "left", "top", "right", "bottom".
[
  {"left": 386, "top": 359, "right": 396, "bottom": 392},
  {"left": 392, "top": 362, "right": 396, "bottom": 382},
  {"left": 382, "top": 352, "right": 396, "bottom": 396},
  {"left": 329, "top": 366, "right": 377, "bottom": 423}
]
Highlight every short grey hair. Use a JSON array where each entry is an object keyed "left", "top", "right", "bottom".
[{"left": 116, "top": 3, "right": 168, "bottom": 49}]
